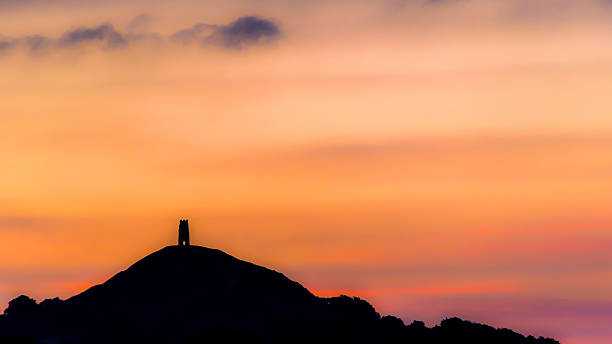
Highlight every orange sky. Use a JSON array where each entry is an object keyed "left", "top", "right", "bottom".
[{"left": 1, "top": 1, "right": 612, "bottom": 343}]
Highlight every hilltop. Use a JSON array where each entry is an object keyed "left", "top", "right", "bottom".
[{"left": 0, "top": 245, "right": 559, "bottom": 344}]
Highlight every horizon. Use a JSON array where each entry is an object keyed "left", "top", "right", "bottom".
[
  {"left": 0, "top": 239, "right": 558, "bottom": 339},
  {"left": 2, "top": 1, "right": 612, "bottom": 343}
]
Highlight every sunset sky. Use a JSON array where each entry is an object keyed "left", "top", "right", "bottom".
[{"left": 2, "top": 0, "right": 612, "bottom": 343}]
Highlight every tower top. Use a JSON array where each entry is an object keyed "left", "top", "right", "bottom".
[{"left": 178, "top": 219, "right": 190, "bottom": 246}]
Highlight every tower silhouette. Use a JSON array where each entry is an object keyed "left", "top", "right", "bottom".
[{"left": 178, "top": 219, "right": 190, "bottom": 246}]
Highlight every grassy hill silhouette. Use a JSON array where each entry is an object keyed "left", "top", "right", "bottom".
[{"left": 0, "top": 245, "right": 560, "bottom": 344}]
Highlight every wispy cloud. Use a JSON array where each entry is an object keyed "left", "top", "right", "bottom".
[
  {"left": 126, "top": 13, "right": 152, "bottom": 33},
  {"left": 169, "top": 23, "right": 214, "bottom": 45},
  {"left": 58, "top": 24, "right": 126, "bottom": 49},
  {"left": 0, "top": 15, "right": 281, "bottom": 56},
  {"left": 203, "top": 16, "right": 281, "bottom": 50},
  {"left": 0, "top": 216, "right": 53, "bottom": 231},
  {"left": 170, "top": 16, "right": 280, "bottom": 50}
]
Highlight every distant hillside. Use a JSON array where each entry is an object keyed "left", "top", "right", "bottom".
[{"left": 0, "top": 245, "right": 559, "bottom": 344}]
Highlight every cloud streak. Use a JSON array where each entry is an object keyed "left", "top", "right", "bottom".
[
  {"left": 58, "top": 24, "right": 126, "bottom": 49},
  {"left": 169, "top": 23, "right": 214, "bottom": 45},
  {"left": 126, "top": 13, "right": 152, "bottom": 33},
  {"left": 0, "top": 15, "right": 281, "bottom": 56},
  {"left": 0, "top": 216, "right": 53, "bottom": 231},
  {"left": 204, "top": 16, "right": 281, "bottom": 50},
  {"left": 170, "top": 16, "right": 280, "bottom": 50}
]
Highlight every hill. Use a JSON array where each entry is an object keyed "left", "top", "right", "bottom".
[{"left": 0, "top": 245, "right": 560, "bottom": 344}]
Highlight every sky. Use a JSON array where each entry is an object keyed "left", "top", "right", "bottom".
[{"left": 1, "top": 0, "right": 612, "bottom": 343}]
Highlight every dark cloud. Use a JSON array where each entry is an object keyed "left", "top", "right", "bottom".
[
  {"left": 58, "top": 24, "right": 126, "bottom": 49},
  {"left": 204, "top": 16, "right": 281, "bottom": 50},
  {"left": 0, "top": 15, "right": 281, "bottom": 57},
  {"left": 169, "top": 16, "right": 281, "bottom": 50},
  {"left": 0, "top": 38, "right": 17, "bottom": 53},
  {"left": 0, "top": 35, "right": 50, "bottom": 56}
]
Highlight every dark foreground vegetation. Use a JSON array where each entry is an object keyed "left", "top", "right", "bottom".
[{"left": 0, "top": 246, "right": 559, "bottom": 344}]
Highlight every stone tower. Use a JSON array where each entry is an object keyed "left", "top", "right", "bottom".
[{"left": 178, "top": 219, "right": 190, "bottom": 246}]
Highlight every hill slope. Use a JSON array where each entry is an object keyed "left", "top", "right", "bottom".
[{"left": 0, "top": 245, "right": 560, "bottom": 344}]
